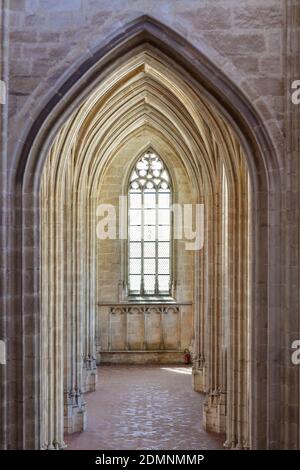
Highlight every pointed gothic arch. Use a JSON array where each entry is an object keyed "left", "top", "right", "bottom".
[{"left": 6, "top": 16, "right": 282, "bottom": 449}]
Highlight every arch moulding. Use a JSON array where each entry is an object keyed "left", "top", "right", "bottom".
[{"left": 6, "top": 16, "right": 282, "bottom": 449}]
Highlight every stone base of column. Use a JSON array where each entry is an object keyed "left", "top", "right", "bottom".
[
  {"left": 64, "top": 390, "right": 87, "bottom": 434},
  {"left": 192, "top": 367, "right": 206, "bottom": 392},
  {"left": 82, "top": 357, "right": 98, "bottom": 393},
  {"left": 223, "top": 439, "right": 250, "bottom": 450},
  {"left": 64, "top": 403, "right": 87, "bottom": 434},
  {"left": 43, "top": 440, "right": 67, "bottom": 450},
  {"left": 82, "top": 366, "right": 97, "bottom": 393},
  {"left": 203, "top": 391, "right": 226, "bottom": 435}
]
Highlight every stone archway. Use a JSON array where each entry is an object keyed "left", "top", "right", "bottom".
[{"left": 6, "top": 17, "right": 281, "bottom": 449}]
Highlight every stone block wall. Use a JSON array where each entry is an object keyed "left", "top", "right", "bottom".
[
  {"left": 97, "top": 133, "right": 195, "bottom": 305},
  {"left": 96, "top": 131, "right": 196, "bottom": 364},
  {"left": 6, "top": 0, "right": 284, "bottom": 157},
  {"left": 1, "top": 0, "right": 299, "bottom": 451},
  {"left": 96, "top": 303, "right": 193, "bottom": 364}
]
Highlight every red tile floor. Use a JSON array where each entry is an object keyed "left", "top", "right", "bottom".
[{"left": 65, "top": 364, "right": 224, "bottom": 450}]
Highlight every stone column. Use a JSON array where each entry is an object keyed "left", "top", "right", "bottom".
[
  {"left": 281, "top": 0, "right": 300, "bottom": 450},
  {"left": 224, "top": 153, "right": 250, "bottom": 449},
  {"left": 0, "top": 0, "right": 9, "bottom": 450},
  {"left": 82, "top": 197, "right": 97, "bottom": 393},
  {"left": 203, "top": 161, "right": 226, "bottom": 435},
  {"left": 41, "top": 167, "right": 65, "bottom": 449},
  {"left": 63, "top": 153, "right": 86, "bottom": 435},
  {"left": 192, "top": 192, "right": 207, "bottom": 392}
]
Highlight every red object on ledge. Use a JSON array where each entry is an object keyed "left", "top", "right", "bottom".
[{"left": 183, "top": 350, "right": 191, "bottom": 364}]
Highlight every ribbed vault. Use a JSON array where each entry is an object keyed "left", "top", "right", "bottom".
[
  {"left": 41, "top": 46, "right": 250, "bottom": 448},
  {"left": 42, "top": 51, "right": 246, "bottom": 192}
]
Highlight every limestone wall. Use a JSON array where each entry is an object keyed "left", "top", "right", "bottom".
[
  {"left": 8, "top": 0, "right": 284, "bottom": 156},
  {"left": 1, "top": 0, "right": 299, "bottom": 451},
  {"left": 96, "top": 132, "right": 196, "bottom": 363},
  {"left": 97, "top": 304, "right": 193, "bottom": 364}
]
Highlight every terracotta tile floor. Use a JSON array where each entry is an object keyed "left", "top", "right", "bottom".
[{"left": 65, "top": 364, "right": 224, "bottom": 450}]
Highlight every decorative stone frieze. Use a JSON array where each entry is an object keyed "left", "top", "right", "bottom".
[{"left": 97, "top": 303, "right": 192, "bottom": 364}]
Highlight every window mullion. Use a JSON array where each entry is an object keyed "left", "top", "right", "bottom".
[
  {"left": 141, "top": 188, "right": 144, "bottom": 295},
  {"left": 128, "top": 192, "right": 131, "bottom": 293},
  {"left": 155, "top": 188, "right": 159, "bottom": 295},
  {"left": 169, "top": 194, "right": 172, "bottom": 296}
]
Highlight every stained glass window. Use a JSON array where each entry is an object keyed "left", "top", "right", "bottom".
[{"left": 128, "top": 151, "right": 172, "bottom": 296}]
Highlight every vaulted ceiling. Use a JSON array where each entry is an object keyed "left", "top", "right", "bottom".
[{"left": 42, "top": 47, "right": 247, "bottom": 200}]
